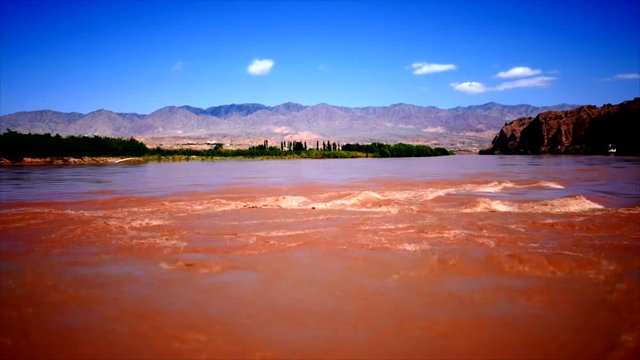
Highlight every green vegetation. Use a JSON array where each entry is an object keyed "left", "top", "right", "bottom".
[
  {"left": 341, "top": 142, "right": 451, "bottom": 157},
  {"left": 0, "top": 130, "right": 452, "bottom": 162},
  {"left": 0, "top": 130, "right": 147, "bottom": 160}
]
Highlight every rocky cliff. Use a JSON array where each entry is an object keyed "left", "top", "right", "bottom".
[{"left": 481, "top": 98, "right": 640, "bottom": 155}]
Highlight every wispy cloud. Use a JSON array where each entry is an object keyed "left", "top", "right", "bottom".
[
  {"left": 247, "top": 59, "right": 274, "bottom": 76},
  {"left": 450, "top": 82, "right": 488, "bottom": 94},
  {"left": 598, "top": 73, "right": 640, "bottom": 81},
  {"left": 451, "top": 76, "right": 556, "bottom": 94},
  {"left": 412, "top": 62, "right": 457, "bottom": 75},
  {"left": 494, "top": 76, "right": 556, "bottom": 90},
  {"left": 495, "top": 66, "right": 542, "bottom": 79},
  {"left": 613, "top": 73, "right": 640, "bottom": 80},
  {"left": 171, "top": 60, "right": 184, "bottom": 72},
  {"left": 318, "top": 64, "right": 329, "bottom": 73}
]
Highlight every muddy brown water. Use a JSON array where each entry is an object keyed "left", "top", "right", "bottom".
[{"left": 1, "top": 155, "right": 639, "bottom": 359}]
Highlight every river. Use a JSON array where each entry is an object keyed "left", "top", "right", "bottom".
[
  {"left": 1, "top": 155, "right": 639, "bottom": 359},
  {"left": 2, "top": 155, "right": 639, "bottom": 206}
]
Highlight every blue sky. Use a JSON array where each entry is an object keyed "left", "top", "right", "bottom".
[{"left": 1, "top": 0, "right": 639, "bottom": 114}]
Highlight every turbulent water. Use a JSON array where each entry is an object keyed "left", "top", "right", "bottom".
[{"left": 1, "top": 155, "right": 639, "bottom": 359}]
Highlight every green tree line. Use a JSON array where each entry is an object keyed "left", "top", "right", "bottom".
[
  {"left": 341, "top": 142, "right": 451, "bottom": 157},
  {"left": 0, "top": 130, "right": 147, "bottom": 160},
  {"left": 0, "top": 131, "right": 452, "bottom": 160}
]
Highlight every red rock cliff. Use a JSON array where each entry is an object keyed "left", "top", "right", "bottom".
[{"left": 481, "top": 98, "right": 640, "bottom": 155}]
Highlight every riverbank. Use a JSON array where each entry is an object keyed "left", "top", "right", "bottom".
[
  {"left": 0, "top": 156, "right": 148, "bottom": 166},
  {"left": 0, "top": 153, "right": 373, "bottom": 166},
  {"left": 0, "top": 131, "right": 454, "bottom": 165}
]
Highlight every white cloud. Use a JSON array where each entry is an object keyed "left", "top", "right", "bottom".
[
  {"left": 171, "top": 60, "right": 184, "bottom": 72},
  {"left": 422, "top": 126, "right": 446, "bottom": 133},
  {"left": 412, "top": 62, "right": 457, "bottom": 75},
  {"left": 493, "top": 76, "right": 556, "bottom": 90},
  {"left": 613, "top": 73, "right": 640, "bottom": 80},
  {"left": 495, "top": 66, "right": 542, "bottom": 79},
  {"left": 451, "top": 76, "right": 556, "bottom": 94},
  {"left": 450, "top": 81, "right": 488, "bottom": 94},
  {"left": 318, "top": 64, "right": 329, "bottom": 72},
  {"left": 247, "top": 59, "right": 274, "bottom": 76},
  {"left": 272, "top": 126, "right": 292, "bottom": 134}
]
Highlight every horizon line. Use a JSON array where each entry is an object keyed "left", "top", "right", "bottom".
[{"left": 0, "top": 100, "right": 590, "bottom": 117}]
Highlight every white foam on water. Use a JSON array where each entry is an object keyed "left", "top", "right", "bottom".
[
  {"left": 467, "top": 181, "right": 516, "bottom": 193},
  {"left": 381, "top": 180, "right": 563, "bottom": 204},
  {"left": 0, "top": 176, "right": 572, "bottom": 218},
  {"left": 307, "top": 191, "right": 399, "bottom": 213},
  {"left": 521, "top": 195, "right": 604, "bottom": 213},
  {"left": 322, "top": 191, "right": 383, "bottom": 207},
  {"left": 461, "top": 195, "right": 604, "bottom": 213},
  {"left": 257, "top": 195, "right": 311, "bottom": 209},
  {"left": 531, "top": 181, "right": 565, "bottom": 189},
  {"left": 395, "top": 243, "right": 431, "bottom": 252},
  {"left": 462, "top": 198, "right": 517, "bottom": 212},
  {"left": 384, "top": 188, "right": 456, "bottom": 201},
  {"left": 192, "top": 182, "right": 572, "bottom": 215},
  {"left": 462, "top": 180, "right": 564, "bottom": 193}
]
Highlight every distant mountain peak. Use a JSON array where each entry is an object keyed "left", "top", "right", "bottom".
[
  {"left": 270, "top": 102, "right": 306, "bottom": 113},
  {"left": 0, "top": 100, "right": 594, "bottom": 151},
  {"left": 202, "top": 103, "right": 268, "bottom": 118},
  {"left": 178, "top": 105, "right": 206, "bottom": 113}
]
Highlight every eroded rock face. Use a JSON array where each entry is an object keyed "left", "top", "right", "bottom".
[
  {"left": 488, "top": 116, "right": 534, "bottom": 154},
  {"left": 481, "top": 98, "right": 640, "bottom": 155}
]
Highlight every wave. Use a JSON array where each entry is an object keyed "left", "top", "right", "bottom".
[
  {"left": 462, "top": 195, "right": 604, "bottom": 213},
  {"left": 464, "top": 180, "right": 564, "bottom": 193},
  {"left": 462, "top": 198, "right": 517, "bottom": 212},
  {"left": 521, "top": 195, "right": 603, "bottom": 213},
  {"left": 128, "top": 180, "right": 579, "bottom": 215},
  {"left": 468, "top": 181, "right": 517, "bottom": 193},
  {"left": 258, "top": 195, "right": 310, "bottom": 209},
  {"left": 11, "top": 179, "right": 594, "bottom": 219},
  {"left": 383, "top": 180, "right": 565, "bottom": 202},
  {"left": 309, "top": 191, "right": 384, "bottom": 209},
  {"left": 531, "top": 181, "right": 565, "bottom": 189}
]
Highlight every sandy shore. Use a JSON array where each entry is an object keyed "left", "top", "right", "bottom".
[{"left": 1, "top": 179, "right": 639, "bottom": 359}]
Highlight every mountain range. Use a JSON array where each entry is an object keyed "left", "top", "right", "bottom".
[{"left": 0, "top": 102, "right": 578, "bottom": 151}]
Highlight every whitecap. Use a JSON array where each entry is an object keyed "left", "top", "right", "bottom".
[{"left": 462, "top": 198, "right": 517, "bottom": 212}]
